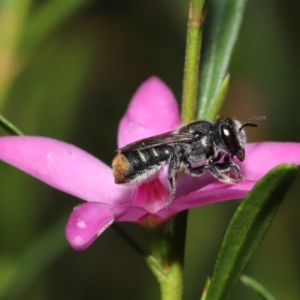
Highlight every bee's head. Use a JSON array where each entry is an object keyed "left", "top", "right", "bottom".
[{"left": 214, "top": 116, "right": 266, "bottom": 161}]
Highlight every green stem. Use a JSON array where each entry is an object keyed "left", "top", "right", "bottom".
[
  {"left": 144, "top": 227, "right": 183, "bottom": 300},
  {"left": 164, "top": 2, "right": 207, "bottom": 298},
  {"left": 0, "top": 113, "right": 24, "bottom": 136},
  {"left": 181, "top": 0, "right": 206, "bottom": 123},
  {"left": 147, "top": 255, "right": 182, "bottom": 300},
  {"left": 157, "top": 262, "right": 182, "bottom": 300}
]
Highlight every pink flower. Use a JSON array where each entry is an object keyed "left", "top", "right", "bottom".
[{"left": 0, "top": 77, "right": 299, "bottom": 250}]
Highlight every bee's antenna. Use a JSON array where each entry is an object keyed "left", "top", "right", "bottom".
[{"left": 239, "top": 116, "right": 266, "bottom": 132}]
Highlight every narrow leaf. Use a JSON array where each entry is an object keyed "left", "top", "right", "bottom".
[
  {"left": 200, "top": 277, "right": 211, "bottom": 300},
  {"left": 0, "top": 114, "right": 24, "bottom": 136},
  {"left": 197, "top": 0, "right": 247, "bottom": 119},
  {"left": 205, "top": 164, "right": 298, "bottom": 300},
  {"left": 241, "top": 275, "right": 277, "bottom": 300},
  {"left": 207, "top": 73, "right": 230, "bottom": 120}
]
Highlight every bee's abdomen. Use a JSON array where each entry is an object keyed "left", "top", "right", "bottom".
[
  {"left": 112, "top": 146, "right": 172, "bottom": 184},
  {"left": 112, "top": 154, "right": 131, "bottom": 183}
]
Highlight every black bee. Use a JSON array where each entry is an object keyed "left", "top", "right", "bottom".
[{"left": 112, "top": 116, "right": 265, "bottom": 206}]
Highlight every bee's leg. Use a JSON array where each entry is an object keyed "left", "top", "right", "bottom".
[
  {"left": 184, "top": 162, "right": 208, "bottom": 176},
  {"left": 211, "top": 152, "right": 223, "bottom": 163},
  {"left": 186, "top": 163, "right": 226, "bottom": 181},
  {"left": 213, "top": 161, "right": 243, "bottom": 182},
  {"left": 184, "top": 160, "right": 242, "bottom": 183},
  {"left": 210, "top": 154, "right": 242, "bottom": 181},
  {"left": 165, "top": 154, "right": 180, "bottom": 207},
  {"left": 166, "top": 176, "right": 176, "bottom": 207}
]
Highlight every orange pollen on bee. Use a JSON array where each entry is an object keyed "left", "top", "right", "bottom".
[{"left": 112, "top": 154, "right": 130, "bottom": 183}]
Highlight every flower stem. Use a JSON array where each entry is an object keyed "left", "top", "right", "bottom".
[
  {"left": 167, "top": 2, "right": 207, "bottom": 297},
  {"left": 147, "top": 255, "right": 182, "bottom": 300},
  {"left": 144, "top": 227, "right": 183, "bottom": 300},
  {"left": 181, "top": 0, "right": 206, "bottom": 124}
]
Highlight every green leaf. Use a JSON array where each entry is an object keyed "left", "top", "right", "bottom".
[
  {"left": 241, "top": 275, "right": 277, "bottom": 300},
  {"left": 207, "top": 73, "right": 230, "bottom": 120},
  {"left": 205, "top": 164, "right": 298, "bottom": 300},
  {"left": 200, "top": 277, "right": 211, "bottom": 300},
  {"left": 197, "top": 0, "right": 247, "bottom": 119}
]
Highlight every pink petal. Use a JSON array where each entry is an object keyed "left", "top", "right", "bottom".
[
  {"left": 0, "top": 136, "right": 133, "bottom": 204},
  {"left": 118, "top": 77, "right": 181, "bottom": 148},
  {"left": 111, "top": 181, "right": 252, "bottom": 225},
  {"left": 159, "top": 182, "right": 251, "bottom": 220},
  {"left": 175, "top": 173, "right": 215, "bottom": 198},
  {"left": 153, "top": 180, "right": 255, "bottom": 221},
  {"left": 112, "top": 205, "right": 151, "bottom": 222},
  {"left": 66, "top": 202, "right": 114, "bottom": 250},
  {"left": 241, "top": 142, "right": 300, "bottom": 180},
  {"left": 112, "top": 205, "right": 166, "bottom": 228}
]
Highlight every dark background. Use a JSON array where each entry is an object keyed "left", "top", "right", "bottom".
[{"left": 0, "top": 0, "right": 300, "bottom": 299}]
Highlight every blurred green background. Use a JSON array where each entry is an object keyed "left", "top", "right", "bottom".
[{"left": 0, "top": 0, "right": 299, "bottom": 299}]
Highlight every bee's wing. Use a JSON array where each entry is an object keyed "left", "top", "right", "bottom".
[{"left": 119, "top": 131, "right": 194, "bottom": 152}]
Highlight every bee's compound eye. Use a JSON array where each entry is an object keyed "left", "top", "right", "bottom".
[{"left": 221, "top": 124, "right": 239, "bottom": 155}]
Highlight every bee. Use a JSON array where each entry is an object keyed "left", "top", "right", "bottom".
[{"left": 112, "top": 116, "right": 265, "bottom": 206}]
